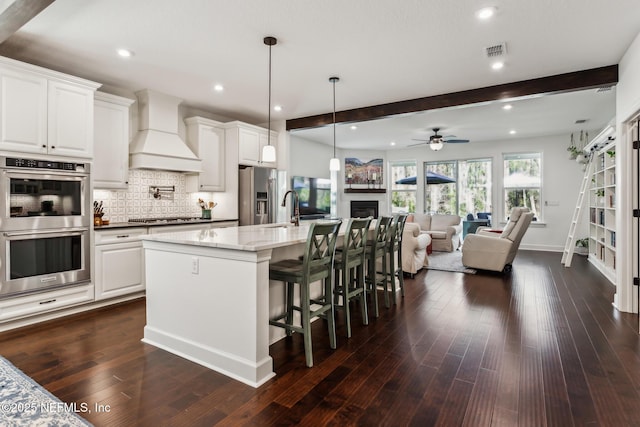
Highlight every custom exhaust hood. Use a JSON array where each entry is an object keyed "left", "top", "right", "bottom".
[{"left": 129, "top": 89, "right": 202, "bottom": 172}]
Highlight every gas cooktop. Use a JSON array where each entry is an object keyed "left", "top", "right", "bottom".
[{"left": 127, "top": 216, "right": 206, "bottom": 224}]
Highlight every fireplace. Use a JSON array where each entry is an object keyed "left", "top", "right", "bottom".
[{"left": 350, "top": 201, "right": 379, "bottom": 218}]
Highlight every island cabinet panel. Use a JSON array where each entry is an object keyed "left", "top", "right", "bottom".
[
  {"left": 93, "top": 92, "right": 135, "bottom": 189},
  {"left": 94, "top": 228, "right": 146, "bottom": 301},
  {"left": 142, "top": 242, "right": 276, "bottom": 388},
  {"left": 140, "top": 222, "right": 342, "bottom": 387},
  {"left": 185, "top": 116, "right": 226, "bottom": 192},
  {"left": 0, "top": 56, "right": 100, "bottom": 159}
]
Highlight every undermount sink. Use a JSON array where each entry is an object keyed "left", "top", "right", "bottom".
[{"left": 264, "top": 223, "right": 297, "bottom": 229}]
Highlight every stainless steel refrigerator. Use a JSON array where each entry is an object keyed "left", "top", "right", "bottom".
[{"left": 239, "top": 166, "right": 280, "bottom": 226}]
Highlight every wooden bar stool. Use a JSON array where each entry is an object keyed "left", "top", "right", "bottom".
[
  {"left": 365, "top": 216, "right": 392, "bottom": 318},
  {"left": 268, "top": 220, "right": 342, "bottom": 367},
  {"left": 333, "top": 217, "right": 372, "bottom": 338}
]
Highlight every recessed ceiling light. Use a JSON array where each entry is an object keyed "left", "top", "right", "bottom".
[
  {"left": 502, "top": 104, "right": 513, "bottom": 110},
  {"left": 491, "top": 61, "right": 504, "bottom": 70},
  {"left": 213, "top": 84, "right": 224, "bottom": 92},
  {"left": 117, "top": 48, "right": 133, "bottom": 58},
  {"left": 274, "top": 105, "right": 282, "bottom": 112},
  {"left": 476, "top": 6, "right": 497, "bottom": 20},
  {"left": 390, "top": 141, "right": 396, "bottom": 146},
  {"left": 509, "top": 130, "right": 517, "bottom": 135},
  {"left": 350, "top": 125, "right": 358, "bottom": 130}
]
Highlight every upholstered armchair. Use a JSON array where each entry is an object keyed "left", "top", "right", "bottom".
[
  {"left": 401, "top": 222, "right": 431, "bottom": 277},
  {"left": 461, "top": 207, "right": 534, "bottom": 273},
  {"left": 411, "top": 213, "right": 462, "bottom": 252}
]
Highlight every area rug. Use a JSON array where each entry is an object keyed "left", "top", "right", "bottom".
[
  {"left": 0, "top": 356, "right": 93, "bottom": 426},
  {"left": 426, "top": 250, "right": 477, "bottom": 274}
]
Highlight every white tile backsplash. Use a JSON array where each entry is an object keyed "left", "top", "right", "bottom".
[{"left": 93, "top": 169, "right": 217, "bottom": 222}]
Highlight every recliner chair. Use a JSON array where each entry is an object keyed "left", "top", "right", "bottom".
[{"left": 461, "top": 207, "right": 534, "bottom": 273}]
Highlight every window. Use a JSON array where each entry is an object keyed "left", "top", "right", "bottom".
[
  {"left": 424, "top": 161, "right": 457, "bottom": 214},
  {"left": 390, "top": 160, "right": 417, "bottom": 213},
  {"left": 503, "top": 152, "right": 541, "bottom": 220},
  {"left": 458, "top": 159, "right": 492, "bottom": 216},
  {"left": 424, "top": 158, "right": 492, "bottom": 216}
]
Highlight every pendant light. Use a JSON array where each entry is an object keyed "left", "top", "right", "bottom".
[
  {"left": 262, "top": 36, "right": 277, "bottom": 163},
  {"left": 329, "top": 76, "right": 340, "bottom": 171}
]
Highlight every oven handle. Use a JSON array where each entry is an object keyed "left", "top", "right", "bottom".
[
  {"left": 2, "top": 168, "right": 89, "bottom": 178},
  {"left": 3, "top": 227, "right": 89, "bottom": 238}
]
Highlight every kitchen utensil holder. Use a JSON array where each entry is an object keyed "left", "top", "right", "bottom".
[{"left": 201, "top": 209, "right": 212, "bottom": 219}]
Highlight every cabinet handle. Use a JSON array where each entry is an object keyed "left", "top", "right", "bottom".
[
  {"left": 116, "top": 235, "right": 130, "bottom": 238},
  {"left": 39, "top": 299, "right": 57, "bottom": 305},
  {"left": 42, "top": 144, "right": 46, "bottom": 148},
  {"left": 51, "top": 146, "right": 55, "bottom": 149}
]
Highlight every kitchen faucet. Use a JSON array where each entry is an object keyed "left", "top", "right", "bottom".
[{"left": 281, "top": 190, "right": 300, "bottom": 226}]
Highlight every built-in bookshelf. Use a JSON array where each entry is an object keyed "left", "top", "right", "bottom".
[{"left": 588, "top": 140, "right": 616, "bottom": 283}]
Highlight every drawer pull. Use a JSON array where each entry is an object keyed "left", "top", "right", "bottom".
[
  {"left": 39, "top": 299, "right": 57, "bottom": 305},
  {"left": 116, "top": 235, "right": 130, "bottom": 238}
]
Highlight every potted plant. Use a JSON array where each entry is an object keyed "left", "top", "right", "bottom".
[
  {"left": 567, "top": 145, "right": 579, "bottom": 160},
  {"left": 576, "top": 151, "right": 590, "bottom": 164},
  {"left": 575, "top": 238, "right": 589, "bottom": 255}
]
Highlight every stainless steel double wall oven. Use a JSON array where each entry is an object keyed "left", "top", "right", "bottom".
[{"left": 0, "top": 156, "right": 91, "bottom": 299}]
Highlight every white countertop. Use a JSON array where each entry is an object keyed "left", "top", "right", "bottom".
[{"left": 141, "top": 222, "right": 326, "bottom": 251}]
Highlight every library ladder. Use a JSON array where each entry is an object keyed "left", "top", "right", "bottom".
[{"left": 562, "top": 155, "right": 594, "bottom": 267}]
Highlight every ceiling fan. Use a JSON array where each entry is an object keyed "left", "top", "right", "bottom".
[{"left": 409, "top": 128, "right": 470, "bottom": 151}]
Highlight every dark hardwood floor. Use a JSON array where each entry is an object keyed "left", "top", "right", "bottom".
[{"left": 1, "top": 251, "right": 639, "bottom": 426}]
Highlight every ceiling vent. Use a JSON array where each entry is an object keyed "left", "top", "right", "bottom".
[{"left": 485, "top": 42, "right": 507, "bottom": 58}]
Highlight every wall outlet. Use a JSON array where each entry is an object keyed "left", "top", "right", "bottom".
[{"left": 191, "top": 257, "right": 199, "bottom": 274}]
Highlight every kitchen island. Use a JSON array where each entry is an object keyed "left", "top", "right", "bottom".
[{"left": 140, "top": 222, "right": 331, "bottom": 387}]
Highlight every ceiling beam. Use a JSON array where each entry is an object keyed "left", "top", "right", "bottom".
[
  {"left": 0, "top": 0, "right": 55, "bottom": 44},
  {"left": 286, "top": 65, "right": 618, "bottom": 131}
]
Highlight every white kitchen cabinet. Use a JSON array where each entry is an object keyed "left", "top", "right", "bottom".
[
  {"left": 94, "top": 228, "right": 146, "bottom": 300},
  {"left": 0, "top": 56, "right": 100, "bottom": 158},
  {"left": 225, "top": 121, "right": 277, "bottom": 167},
  {"left": 93, "top": 92, "right": 135, "bottom": 189},
  {"left": 0, "top": 66, "right": 47, "bottom": 153},
  {"left": 0, "top": 283, "right": 94, "bottom": 322},
  {"left": 47, "top": 81, "right": 96, "bottom": 158},
  {"left": 185, "top": 116, "right": 226, "bottom": 192}
]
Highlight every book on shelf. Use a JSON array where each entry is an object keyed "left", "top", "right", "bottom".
[
  {"left": 590, "top": 207, "right": 596, "bottom": 223},
  {"left": 610, "top": 231, "right": 616, "bottom": 248}
]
